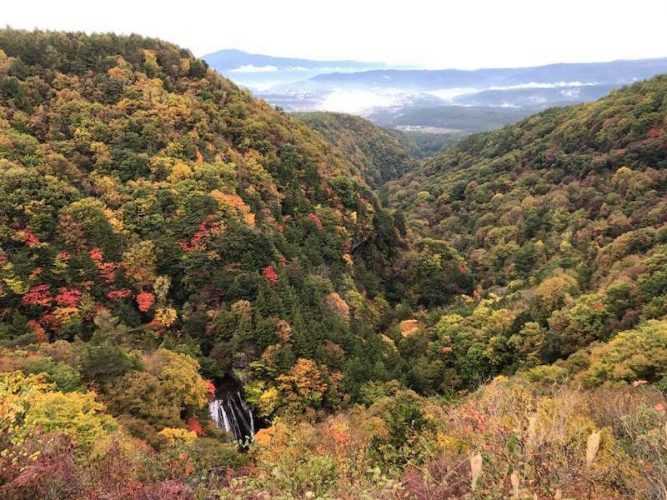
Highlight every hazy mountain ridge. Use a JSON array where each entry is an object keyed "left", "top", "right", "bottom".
[
  {"left": 204, "top": 48, "right": 384, "bottom": 72},
  {"left": 203, "top": 48, "right": 386, "bottom": 89},
  {"left": 213, "top": 50, "right": 667, "bottom": 144},
  {"left": 310, "top": 57, "right": 667, "bottom": 89},
  {"left": 369, "top": 104, "right": 534, "bottom": 132}
]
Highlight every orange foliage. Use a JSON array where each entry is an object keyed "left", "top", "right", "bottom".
[
  {"left": 205, "top": 380, "right": 216, "bottom": 399},
  {"left": 27, "top": 320, "right": 48, "bottom": 343},
  {"left": 211, "top": 190, "right": 256, "bottom": 227},
  {"left": 399, "top": 319, "right": 422, "bottom": 338},
  {"left": 186, "top": 417, "right": 204, "bottom": 436},
  {"left": 324, "top": 292, "right": 350, "bottom": 321},
  {"left": 136, "top": 291, "right": 155, "bottom": 312},
  {"left": 97, "top": 262, "right": 118, "bottom": 283},
  {"left": 277, "top": 358, "right": 328, "bottom": 409}
]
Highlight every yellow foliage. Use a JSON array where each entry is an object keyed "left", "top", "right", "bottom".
[
  {"left": 231, "top": 299, "right": 252, "bottom": 317},
  {"left": 158, "top": 427, "right": 197, "bottom": 445},
  {"left": 436, "top": 432, "right": 469, "bottom": 454},
  {"left": 257, "top": 386, "right": 281, "bottom": 417},
  {"left": 210, "top": 190, "right": 256, "bottom": 227},
  {"left": 4, "top": 276, "right": 27, "bottom": 294},
  {"left": 91, "top": 142, "right": 112, "bottom": 167},
  {"left": 533, "top": 271, "right": 578, "bottom": 312},
  {"left": 103, "top": 208, "right": 124, "bottom": 231},
  {"left": 168, "top": 161, "right": 193, "bottom": 182},
  {"left": 122, "top": 240, "right": 157, "bottom": 285},
  {"left": 277, "top": 358, "right": 328, "bottom": 411},
  {"left": 52, "top": 306, "right": 80, "bottom": 325},
  {"left": 1, "top": 371, "right": 117, "bottom": 453},
  {"left": 153, "top": 275, "right": 172, "bottom": 303},
  {"left": 143, "top": 349, "right": 209, "bottom": 410},
  {"left": 154, "top": 307, "right": 177, "bottom": 327}
]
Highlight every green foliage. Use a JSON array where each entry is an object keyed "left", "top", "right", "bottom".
[
  {"left": 2, "top": 27, "right": 667, "bottom": 499},
  {"left": 578, "top": 320, "right": 667, "bottom": 386},
  {"left": 80, "top": 333, "right": 139, "bottom": 383},
  {"left": 384, "top": 75, "right": 667, "bottom": 391},
  {"left": 0, "top": 28, "right": 404, "bottom": 416},
  {"left": 23, "top": 357, "right": 82, "bottom": 392},
  {"left": 368, "top": 390, "right": 429, "bottom": 467},
  {"left": 106, "top": 349, "right": 208, "bottom": 430},
  {"left": 296, "top": 111, "right": 417, "bottom": 187},
  {"left": 273, "top": 454, "right": 339, "bottom": 498},
  {"left": 0, "top": 371, "right": 117, "bottom": 452}
]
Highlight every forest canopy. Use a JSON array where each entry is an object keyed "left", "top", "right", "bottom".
[{"left": 0, "top": 28, "right": 666, "bottom": 499}]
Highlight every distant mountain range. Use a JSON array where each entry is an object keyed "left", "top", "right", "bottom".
[
  {"left": 308, "top": 58, "right": 667, "bottom": 89},
  {"left": 205, "top": 50, "right": 667, "bottom": 138},
  {"left": 203, "top": 49, "right": 385, "bottom": 89}
]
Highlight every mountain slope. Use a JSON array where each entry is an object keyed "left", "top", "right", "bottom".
[
  {"left": 0, "top": 28, "right": 408, "bottom": 421},
  {"left": 386, "top": 76, "right": 667, "bottom": 389},
  {"left": 1, "top": 29, "right": 667, "bottom": 499},
  {"left": 295, "top": 111, "right": 416, "bottom": 187}
]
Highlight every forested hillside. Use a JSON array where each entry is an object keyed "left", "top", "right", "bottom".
[
  {"left": 1, "top": 29, "right": 666, "bottom": 499},
  {"left": 295, "top": 111, "right": 417, "bottom": 187},
  {"left": 385, "top": 77, "right": 667, "bottom": 387},
  {"left": 0, "top": 29, "right": 413, "bottom": 497}
]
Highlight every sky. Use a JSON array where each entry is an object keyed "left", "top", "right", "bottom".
[{"left": 3, "top": 0, "right": 667, "bottom": 69}]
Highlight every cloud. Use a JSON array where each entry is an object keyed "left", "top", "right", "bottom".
[
  {"left": 320, "top": 89, "right": 406, "bottom": 114},
  {"left": 561, "top": 88, "right": 581, "bottom": 97},
  {"left": 427, "top": 87, "right": 479, "bottom": 101},
  {"left": 230, "top": 65, "right": 279, "bottom": 73},
  {"left": 427, "top": 81, "right": 599, "bottom": 103}
]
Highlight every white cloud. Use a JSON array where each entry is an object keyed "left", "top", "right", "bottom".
[
  {"left": 427, "top": 82, "right": 600, "bottom": 103},
  {"left": 230, "top": 65, "right": 279, "bottom": 73},
  {"left": 320, "top": 89, "right": 406, "bottom": 114},
  {"left": 561, "top": 88, "right": 582, "bottom": 97},
  {"left": 427, "top": 88, "right": 479, "bottom": 101}
]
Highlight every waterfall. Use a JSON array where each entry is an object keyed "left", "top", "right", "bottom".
[{"left": 208, "top": 391, "right": 255, "bottom": 444}]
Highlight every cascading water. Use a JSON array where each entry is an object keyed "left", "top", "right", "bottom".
[{"left": 209, "top": 390, "right": 255, "bottom": 444}]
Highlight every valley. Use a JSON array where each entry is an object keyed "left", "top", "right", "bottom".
[{"left": 0, "top": 27, "right": 666, "bottom": 499}]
